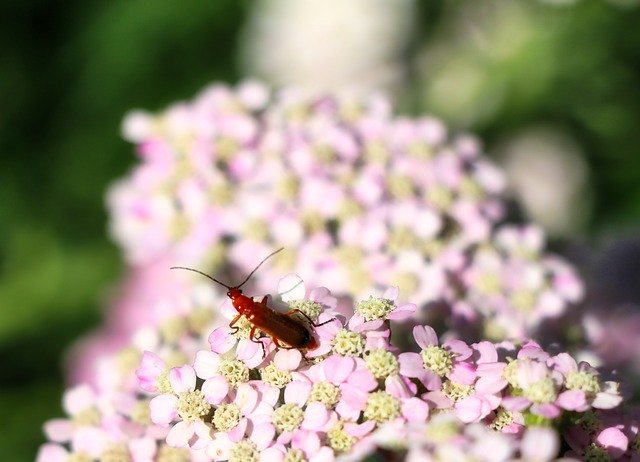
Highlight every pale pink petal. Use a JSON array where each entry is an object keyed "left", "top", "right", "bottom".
[
  {"left": 227, "top": 419, "right": 247, "bottom": 442},
  {"left": 448, "top": 362, "right": 476, "bottom": 385},
  {"left": 149, "top": 394, "right": 178, "bottom": 426},
  {"left": 206, "top": 435, "right": 233, "bottom": 460},
  {"left": 202, "top": 376, "right": 229, "bottom": 405},
  {"left": 344, "top": 420, "right": 375, "bottom": 438},
  {"left": 129, "top": 437, "right": 156, "bottom": 461},
  {"left": 346, "top": 369, "right": 377, "bottom": 391},
  {"left": 193, "top": 351, "right": 220, "bottom": 380},
  {"left": 72, "top": 427, "right": 107, "bottom": 456},
  {"left": 473, "top": 342, "right": 498, "bottom": 364},
  {"left": 383, "top": 286, "right": 399, "bottom": 300},
  {"left": 278, "top": 274, "right": 306, "bottom": 301},
  {"left": 521, "top": 427, "right": 559, "bottom": 461},
  {"left": 501, "top": 396, "right": 530, "bottom": 412},
  {"left": 63, "top": 385, "right": 95, "bottom": 415},
  {"left": 302, "top": 402, "right": 330, "bottom": 430},
  {"left": 250, "top": 423, "right": 276, "bottom": 451},
  {"left": 593, "top": 389, "right": 623, "bottom": 409},
  {"left": 235, "top": 383, "right": 259, "bottom": 414},
  {"left": 260, "top": 447, "right": 284, "bottom": 462},
  {"left": 291, "top": 429, "right": 321, "bottom": 453},
  {"left": 166, "top": 421, "right": 195, "bottom": 448},
  {"left": 339, "top": 384, "right": 369, "bottom": 411},
  {"left": 208, "top": 327, "right": 236, "bottom": 354},
  {"left": 413, "top": 325, "right": 438, "bottom": 349},
  {"left": 169, "top": 366, "right": 196, "bottom": 393},
  {"left": 530, "top": 403, "right": 560, "bottom": 419},
  {"left": 385, "top": 375, "right": 412, "bottom": 399},
  {"left": 557, "top": 390, "right": 588, "bottom": 411},
  {"left": 398, "top": 353, "right": 424, "bottom": 377},
  {"left": 551, "top": 352, "right": 577, "bottom": 376},
  {"left": 44, "top": 419, "right": 74, "bottom": 443},
  {"left": 285, "top": 381, "right": 311, "bottom": 407},
  {"left": 445, "top": 339, "right": 472, "bottom": 359},
  {"left": 136, "top": 351, "right": 166, "bottom": 392},
  {"left": 401, "top": 397, "right": 429, "bottom": 423},
  {"left": 36, "top": 444, "right": 68, "bottom": 462},
  {"left": 455, "top": 396, "right": 492, "bottom": 423},
  {"left": 596, "top": 427, "right": 628, "bottom": 458},
  {"left": 387, "top": 303, "right": 416, "bottom": 320},
  {"left": 274, "top": 349, "right": 302, "bottom": 371},
  {"left": 323, "top": 355, "right": 355, "bottom": 385}
]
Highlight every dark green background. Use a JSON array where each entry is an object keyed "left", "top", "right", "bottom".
[{"left": 1, "top": 1, "right": 639, "bottom": 460}]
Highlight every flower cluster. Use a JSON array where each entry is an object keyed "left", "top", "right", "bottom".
[
  {"left": 107, "top": 81, "right": 582, "bottom": 344},
  {"left": 40, "top": 276, "right": 630, "bottom": 461}
]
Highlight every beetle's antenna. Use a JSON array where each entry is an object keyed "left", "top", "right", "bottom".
[
  {"left": 170, "top": 267, "right": 231, "bottom": 289},
  {"left": 236, "top": 247, "right": 284, "bottom": 289}
]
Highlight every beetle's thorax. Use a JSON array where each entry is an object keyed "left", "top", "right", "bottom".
[{"left": 227, "top": 288, "right": 253, "bottom": 315}]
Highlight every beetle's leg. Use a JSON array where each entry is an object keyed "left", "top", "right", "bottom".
[
  {"left": 272, "top": 337, "right": 294, "bottom": 350},
  {"left": 285, "top": 309, "right": 336, "bottom": 328},
  {"left": 249, "top": 326, "right": 267, "bottom": 358},
  {"left": 260, "top": 295, "right": 268, "bottom": 304},
  {"left": 228, "top": 313, "right": 243, "bottom": 336}
]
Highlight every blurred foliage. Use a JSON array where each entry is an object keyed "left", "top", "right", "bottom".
[
  {"left": 1, "top": 0, "right": 639, "bottom": 460},
  {"left": 0, "top": 1, "right": 249, "bottom": 460}
]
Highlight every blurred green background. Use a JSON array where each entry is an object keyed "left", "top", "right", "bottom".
[{"left": 1, "top": 1, "right": 639, "bottom": 460}]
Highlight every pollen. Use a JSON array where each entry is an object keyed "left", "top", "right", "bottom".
[
  {"left": 524, "top": 378, "right": 557, "bottom": 404},
  {"left": 425, "top": 185, "right": 454, "bottom": 210},
  {"left": 131, "top": 400, "right": 151, "bottom": 426},
  {"left": 260, "top": 363, "right": 292, "bottom": 388},
  {"left": 387, "top": 174, "right": 414, "bottom": 199},
  {"left": 365, "top": 349, "right": 400, "bottom": 379},
  {"left": 228, "top": 440, "right": 259, "bottom": 462},
  {"left": 337, "top": 198, "right": 362, "bottom": 221},
  {"left": 566, "top": 371, "right": 601, "bottom": 395},
  {"left": 490, "top": 408, "right": 514, "bottom": 431},
  {"left": 116, "top": 347, "right": 141, "bottom": 375},
  {"left": 276, "top": 176, "right": 300, "bottom": 200},
  {"left": 502, "top": 359, "right": 519, "bottom": 388},
  {"left": 67, "top": 453, "right": 92, "bottom": 462},
  {"left": 424, "top": 417, "right": 459, "bottom": 442},
  {"left": 583, "top": 443, "right": 611, "bottom": 462},
  {"left": 218, "top": 359, "right": 250, "bottom": 388},
  {"left": 442, "top": 380, "right": 474, "bottom": 402},
  {"left": 287, "top": 299, "right": 323, "bottom": 321},
  {"left": 389, "top": 272, "right": 419, "bottom": 299},
  {"left": 476, "top": 273, "right": 501, "bottom": 295},
  {"left": 355, "top": 296, "right": 395, "bottom": 321},
  {"left": 388, "top": 228, "right": 418, "bottom": 254},
  {"left": 284, "top": 448, "right": 307, "bottom": 462},
  {"left": 332, "top": 329, "right": 365, "bottom": 357},
  {"left": 157, "top": 371, "right": 172, "bottom": 394},
  {"left": 327, "top": 421, "right": 357, "bottom": 453},
  {"left": 242, "top": 218, "right": 269, "bottom": 241},
  {"left": 159, "top": 317, "right": 188, "bottom": 344},
  {"left": 309, "top": 381, "right": 341, "bottom": 408},
  {"left": 364, "top": 391, "right": 401, "bottom": 424},
  {"left": 100, "top": 444, "right": 131, "bottom": 462},
  {"left": 212, "top": 403, "right": 241, "bottom": 432},
  {"left": 421, "top": 345, "right": 454, "bottom": 377},
  {"left": 187, "top": 307, "right": 215, "bottom": 335},
  {"left": 73, "top": 407, "right": 101, "bottom": 427},
  {"left": 511, "top": 289, "right": 536, "bottom": 313},
  {"left": 232, "top": 316, "right": 254, "bottom": 339},
  {"left": 157, "top": 445, "right": 189, "bottom": 462},
  {"left": 273, "top": 403, "right": 304, "bottom": 433},
  {"left": 176, "top": 389, "right": 211, "bottom": 422}
]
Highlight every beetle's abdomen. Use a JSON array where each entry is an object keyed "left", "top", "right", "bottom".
[{"left": 249, "top": 309, "right": 313, "bottom": 349}]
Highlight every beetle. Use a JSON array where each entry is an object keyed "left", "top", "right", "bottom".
[{"left": 171, "top": 248, "right": 334, "bottom": 357}]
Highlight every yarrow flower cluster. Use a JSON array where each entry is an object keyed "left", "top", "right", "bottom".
[
  {"left": 106, "top": 81, "right": 582, "bottom": 344},
  {"left": 40, "top": 274, "right": 634, "bottom": 461},
  {"left": 39, "top": 82, "right": 638, "bottom": 462}
]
